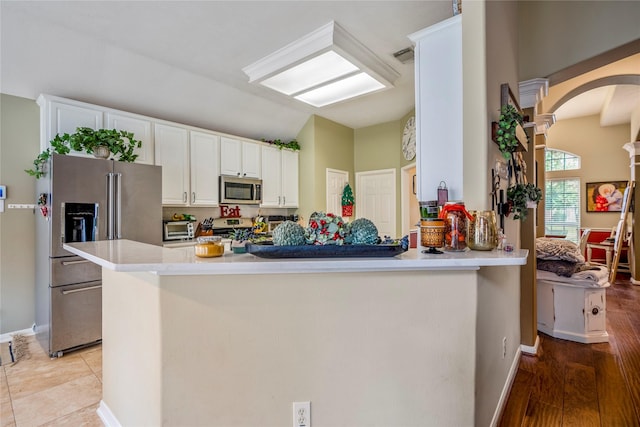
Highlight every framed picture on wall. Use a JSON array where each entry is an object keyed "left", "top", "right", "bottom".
[{"left": 586, "top": 181, "right": 627, "bottom": 212}]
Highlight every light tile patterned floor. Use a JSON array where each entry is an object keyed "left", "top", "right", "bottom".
[{"left": 1, "top": 336, "right": 102, "bottom": 427}]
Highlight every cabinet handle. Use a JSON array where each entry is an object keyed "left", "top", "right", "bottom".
[
  {"left": 237, "top": 172, "right": 241, "bottom": 177},
  {"left": 183, "top": 192, "right": 187, "bottom": 203},
  {"left": 278, "top": 196, "right": 281, "bottom": 206},
  {"left": 192, "top": 192, "right": 196, "bottom": 203},
  {"left": 243, "top": 173, "right": 247, "bottom": 177},
  {"left": 283, "top": 196, "right": 286, "bottom": 205}
]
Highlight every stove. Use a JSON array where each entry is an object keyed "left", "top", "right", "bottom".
[{"left": 201, "top": 217, "right": 254, "bottom": 238}]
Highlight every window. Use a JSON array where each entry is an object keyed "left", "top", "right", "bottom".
[
  {"left": 545, "top": 149, "right": 581, "bottom": 243},
  {"left": 545, "top": 149, "right": 580, "bottom": 171}
]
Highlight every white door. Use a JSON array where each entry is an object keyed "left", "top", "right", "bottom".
[
  {"left": 326, "top": 169, "right": 348, "bottom": 217},
  {"left": 356, "top": 169, "right": 396, "bottom": 238}
]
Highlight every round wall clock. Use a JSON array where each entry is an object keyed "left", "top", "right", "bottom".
[{"left": 402, "top": 116, "right": 416, "bottom": 160}]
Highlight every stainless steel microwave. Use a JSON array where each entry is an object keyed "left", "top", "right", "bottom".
[{"left": 219, "top": 175, "right": 262, "bottom": 205}]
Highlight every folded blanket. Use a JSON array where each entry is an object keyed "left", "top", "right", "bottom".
[
  {"left": 573, "top": 265, "right": 609, "bottom": 283},
  {"left": 536, "top": 237, "right": 585, "bottom": 263},
  {"left": 537, "top": 267, "right": 610, "bottom": 288},
  {"left": 537, "top": 259, "right": 581, "bottom": 277}
]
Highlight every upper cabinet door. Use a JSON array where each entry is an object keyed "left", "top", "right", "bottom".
[
  {"left": 154, "top": 124, "right": 189, "bottom": 206},
  {"left": 281, "top": 150, "right": 299, "bottom": 208},
  {"left": 220, "top": 137, "right": 261, "bottom": 178},
  {"left": 45, "top": 100, "right": 104, "bottom": 156},
  {"left": 241, "top": 141, "right": 261, "bottom": 179},
  {"left": 190, "top": 131, "right": 220, "bottom": 207},
  {"left": 220, "top": 137, "right": 242, "bottom": 176},
  {"left": 260, "top": 145, "right": 282, "bottom": 207},
  {"left": 106, "top": 112, "right": 154, "bottom": 165}
]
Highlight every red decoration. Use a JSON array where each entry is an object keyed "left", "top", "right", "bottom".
[
  {"left": 342, "top": 204, "right": 353, "bottom": 217},
  {"left": 220, "top": 205, "right": 241, "bottom": 218}
]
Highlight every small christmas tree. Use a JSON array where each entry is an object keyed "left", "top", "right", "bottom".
[{"left": 342, "top": 183, "right": 354, "bottom": 217}]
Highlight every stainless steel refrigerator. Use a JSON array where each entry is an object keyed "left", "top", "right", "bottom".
[{"left": 35, "top": 154, "right": 162, "bottom": 357}]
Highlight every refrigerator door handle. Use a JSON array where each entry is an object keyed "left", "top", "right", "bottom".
[
  {"left": 61, "top": 283, "right": 102, "bottom": 295},
  {"left": 115, "top": 173, "right": 122, "bottom": 239},
  {"left": 107, "top": 173, "right": 115, "bottom": 240},
  {"left": 61, "top": 259, "right": 91, "bottom": 266}
]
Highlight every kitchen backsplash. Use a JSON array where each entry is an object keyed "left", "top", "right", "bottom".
[{"left": 162, "top": 206, "right": 299, "bottom": 222}]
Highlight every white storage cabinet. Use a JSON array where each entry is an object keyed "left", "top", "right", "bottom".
[
  {"left": 220, "top": 137, "right": 260, "bottom": 178},
  {"left": 537, "top": 279, "right": 609, "bottom": 344},
  {"left": 261, "top": 145, "right": 298, "bottom": 208},
  {"left": 154, "top": 126, "right": 220, "bottom": 207},
  {"left": 38, "top": 94, "right": 154, "bottom": 165}
]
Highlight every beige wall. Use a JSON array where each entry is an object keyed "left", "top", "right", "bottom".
[
  {"left": 296, "top": 116, "right": 316, "bottom": 223},
  {"left": 103, "top": 268, "right": 479, "bottom": 426},
  {"left": 354, "top": 111, "right": 412, "bottom": 237},
  {"left": 546, "top": 115, "right": 631, "bottom": 229},
  {"left": 465, "top": 2, "right": 525, "bottom": 426},
  {"left": 296, "top": 115, "right": 354, "bottom": 223},
  {"left": 0, "top": 94, "right": 39, "bottom": 333},
  {"left": 518, "top": 0, "right": 640, "bottom": 81}
]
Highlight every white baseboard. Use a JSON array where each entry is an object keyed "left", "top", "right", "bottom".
[
  {"left": 0, "top": 327, "right": 35, "bottom": 343},
  {"left": 631, "top": 276, "right": 640, "bottom": 286},
  {"left": 97, "top": 400, "right": 122, "bottom": 427},
  {"left": 520, "top": 335, "right": 540, "bottom": 355},
  {"left": 490, "top": 346, "right": 523, "bottom": 427}
]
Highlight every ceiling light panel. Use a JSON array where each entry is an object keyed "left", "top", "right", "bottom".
[
  {"left": 243, "top": 21, "right": 399, "bottom": 107},
  {"left": 294, "top": 72, "right": 385, "bottom": 107},
  {"left": 260, "top": 51, "right": 359, "bottom": 95}
]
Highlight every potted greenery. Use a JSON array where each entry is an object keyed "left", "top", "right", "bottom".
[
  {"left": 231, "top": 228, "right": 254, "bottom": 254},
  {"left": 494, "top": 104, "right": 526, "bottom": 159},
  {"left": 507, "top": 183, "right": 542, "bottom": 221},
  {"left": 25, "top": 127, "right": 142, "bottom": 178}
]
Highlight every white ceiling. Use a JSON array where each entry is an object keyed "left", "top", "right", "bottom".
[
  {"left": 1, "top": 1, "right": 636, "bottom": 141},
  {"left": 0, "top": 1, "right": 452, "bottom": 141},
  {"left": 553, "top": 84, "right": 640, "bottom": 126}
]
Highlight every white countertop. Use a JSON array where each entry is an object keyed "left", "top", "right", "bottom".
[{"left": 63, "top": 240, "right": 528, "bottom": 276}]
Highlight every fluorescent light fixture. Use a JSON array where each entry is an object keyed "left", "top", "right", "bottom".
[
  {"left": 295, "top": 72, "right": 385, "bottom": 107},
  {"left": 243, "top": 21, "right": 399, "bottom": 107}
]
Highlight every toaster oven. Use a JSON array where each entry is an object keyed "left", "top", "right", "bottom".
[{"left": 163, "top": 221, "right": 195, "bottom": 241}]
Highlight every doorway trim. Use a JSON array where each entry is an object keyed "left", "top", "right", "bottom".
[{"left": 401, "top": 163, "right": 417, "bottom": 236}]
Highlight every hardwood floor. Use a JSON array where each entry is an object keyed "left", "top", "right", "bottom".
[{"left": 499, "top": 275, "right": 640, "bottom": 426}]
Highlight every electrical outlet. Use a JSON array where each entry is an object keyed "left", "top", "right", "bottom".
[
  {"left": 293, "top": 401, "right": 311, "bottom": 427},
  {"left": 502, "top": 337, "right": 507, "bottom": 359}
]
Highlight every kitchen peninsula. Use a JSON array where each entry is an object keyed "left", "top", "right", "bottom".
[{"left": 65, "top": 240, "right": 527, "bottom": 427}]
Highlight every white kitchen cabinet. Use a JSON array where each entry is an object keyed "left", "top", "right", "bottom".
[
  {"left": 189, "top": 131, "right": 220, "bottom": 206},
  {"left": 281, "top": 149, "right": 299, "bottom": 207},
  {"left": 261, "top": 145, "right": 298, "bottom": 208},
  {"left": 37, "top": 95, "right": 103, "bottom": 155},
  {"left": 409, "top": 15, "right": 462, "bottom": 201},
  {"left": 154, "top": 124, "right": 189, "bottom": 205},
  {"left": 106, "top": 112, "right": 154, "bottom": 165},
  {"left": 220, "top": 137, "right": 261, "bottom": 178}
]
